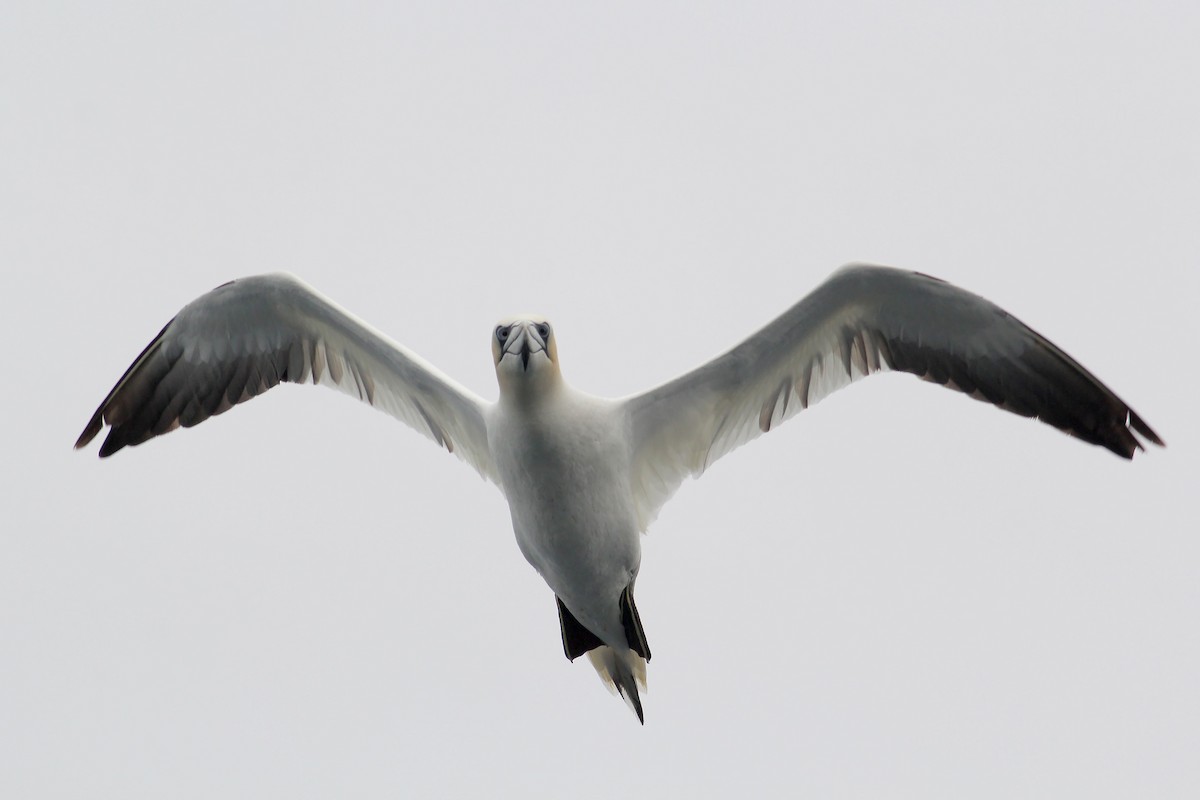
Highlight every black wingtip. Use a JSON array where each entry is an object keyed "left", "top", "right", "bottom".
[
  {"left": 74, "top": 409, "right": 104, "bottom": 451},
  {"left": 1129, "top": 410, "right": 1165, "bottom": 449},
  {"left": 97, "top": 434, "right": 125, "bottom": 458},
  {"left": 75, "top": 409, "right": 129, "bottom": 458},
  {"left": 75, "top": 318, "right": 175, "bottom": 458}
]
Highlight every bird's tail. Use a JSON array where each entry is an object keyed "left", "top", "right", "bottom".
[{"left": 586, "top": 646, "right": 647, "bottom": 724}]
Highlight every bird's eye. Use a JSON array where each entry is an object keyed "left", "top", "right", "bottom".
[
  {"left": 496, "top": 325, "right": 510, "bottom": 342},
  {"left": 535, "top": 323, "right": 550, "bottom": 339}
]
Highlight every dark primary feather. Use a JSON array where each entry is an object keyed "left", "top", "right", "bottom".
[
  {"left": 843, "top": 268, "right": 1163, "bottom": 458},
  {"left": 877, "top": 317, "right": 1161, "bottom": 458},
  {"left": 75, "top": 317, "right": 305, "bottom": 457}
]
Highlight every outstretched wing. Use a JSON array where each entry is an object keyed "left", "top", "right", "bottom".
[
  {"left": 76, "top": 273, "right": 495, "bottom": 481},
  {"left": 623, "top": 264, "right": 1162, "bottom": 529}
]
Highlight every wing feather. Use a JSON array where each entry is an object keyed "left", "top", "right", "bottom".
[
  {"left": 623, "top": 264, "right": 1161, "bottom": 529},
  {"left": 76, "top": 273, "right": 495, "bottom": 480}
]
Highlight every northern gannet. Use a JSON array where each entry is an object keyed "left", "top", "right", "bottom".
[{"left": 76, "top": 264, "right": 1163, "bottom": 723}]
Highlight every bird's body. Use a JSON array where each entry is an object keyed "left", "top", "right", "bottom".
[
  {"left": 76, "top": 264, "right": 1163, "bottom": 723},
  {"left": 493, "top": 389, "right": 639, "bottom": 645},
  {"left": 489, "top": 323, "right": 651, "bottom": 715}
]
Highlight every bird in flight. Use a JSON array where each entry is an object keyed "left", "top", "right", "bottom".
[{"left": 76, "top": 264, "right": 1163, "bottom": 723}]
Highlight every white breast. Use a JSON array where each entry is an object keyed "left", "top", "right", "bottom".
[{"left": 489, "top": 389, "right": 641, "bottom": 640}]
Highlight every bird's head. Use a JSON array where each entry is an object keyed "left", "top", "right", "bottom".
[{"left": 492, "top": 315, "right": 561, "bottom": 395}]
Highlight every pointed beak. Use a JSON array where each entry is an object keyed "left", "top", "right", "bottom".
[
  {"left": 502, "top": 325, "right": 532, "bottom": 371},
  {"left": 501, "top": 322, "right": 547, "bottom": 372}
]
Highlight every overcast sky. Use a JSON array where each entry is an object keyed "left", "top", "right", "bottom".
[{"left": 2, "top": 2, "right": 1197, "bottom": 797}]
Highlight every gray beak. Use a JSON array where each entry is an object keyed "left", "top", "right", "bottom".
[
  {"left": 503, "top": 326, "right": 533, "bottom": 371},
  {"left": 501, "top": 322, "right": 547, "bottom": 372}
]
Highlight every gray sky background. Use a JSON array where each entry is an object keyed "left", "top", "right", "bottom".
[{"left": 2, "top": 2, "right": 1197, "bottom": 797}]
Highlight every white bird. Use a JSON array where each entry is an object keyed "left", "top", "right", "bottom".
[{"left": 76, "top": 264, "right": 1163, "bottom": 722}]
